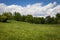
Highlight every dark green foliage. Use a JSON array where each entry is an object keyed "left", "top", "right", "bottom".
[
  {"left": 33, "top": 17, "right": 38, "bottom": 24},
  {"left": 25, "top": 15, "right": 33, "bottom": 23},
  {"left": 0, "top": 12, "right": 12, "bottom": 22},
  {"left": 21, "top": 15, "right": 26, "bottom": 22},
  {"left": 2, "top": 12, "right": 12, "bottom": 20},
  {"left": 45, "top": 16, "right": 57, "bottom": 24},
  {"left": 0, "top": 12, "right": 60, "bottom": 24},
  {"left": 45, "top": 16, "right": 51, "bottom": 24},
  {"left": 40, "top": 17, "right": 45, "bottom": 24},
  {"left": 56, "top": 13, "right": 60, "bottom": 19},
  {"left": 50, "top": 17, "right": 57, "bottom": 24},
  {"left": 56, "top": 13, "right": 60, "bottom": 24},
  {"left": 33, "top": 17, "right": 45, "bottom": 24},
  {"left": 14, "top": 12, "right": 21, "bottom": 21},
  {"left": 0, "top": 15, "right": 7, "bottom": 22}
]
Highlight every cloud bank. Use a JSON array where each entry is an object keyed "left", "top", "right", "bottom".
[{"left": 0, "top": 2, "right": 60, "bottom": 17}]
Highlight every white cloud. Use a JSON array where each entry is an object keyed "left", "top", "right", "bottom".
[{"left": 0, "top": 2, "right": 60, "bottom": 17}]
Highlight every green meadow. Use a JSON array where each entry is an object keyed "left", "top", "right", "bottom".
[{"left": 0, "top": 20, "right": 60, "bottom": 40}]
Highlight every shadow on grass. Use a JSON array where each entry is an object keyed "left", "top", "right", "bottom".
[{"left": 1, "top": 21, "right": 11, "bottom": 23}]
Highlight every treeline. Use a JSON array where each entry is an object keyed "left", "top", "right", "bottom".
[{"left": 0, "top": 12, "right": 60, "bottom": 24}]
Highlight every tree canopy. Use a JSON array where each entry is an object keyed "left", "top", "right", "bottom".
[{"left": 0, "top": 12, "right": 60, "bottom": 24}]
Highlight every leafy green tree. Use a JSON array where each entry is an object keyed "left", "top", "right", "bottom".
[
  {"left": 2, "top": 12, "right": 12, "bottom": 20},
  {"left": 14, "top": 12, "right": 21, "bottom": 21},
  {"left": 33, "top": 17, "right": 38, "bottom": 24},
  {"left": 56, "top": 13, "right": 60, "bottom": 24},
  {"left": 50, "top": 17, "right": 57, "bottom": 24},
  {"left": 0, "top": 12, "right": 12, "bottom": 22},
  {"left": 25, "top": 15, "right": 33, "bottom": 23},
  {"left": 45, "top": 16, "right": 52, "bottom": 24},
  {"left": 33, "top": 17, "right": 45, "bottom": 24},
  {"left": 21, "top": 15, "right": 26, "bottom": 22},
  {"left": 56, "top": 13, "right": 60, "bottom": 19},
  {"left": 40, "top": 17, "right": 45, "bottom": 24},
  {"left": 0, "top": 15, "right": 7, "bottom": 22},
  {"left": 45, "top": 16, "right": 57, "bottom": 24}
]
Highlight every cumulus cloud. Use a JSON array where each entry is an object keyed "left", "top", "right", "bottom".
[{"left": 0, "top": 2, "right": 60, "bottom": 17}]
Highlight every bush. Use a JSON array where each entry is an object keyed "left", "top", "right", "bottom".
[{"left": 0, "top": 15, "right": 7, "bottom": 22}]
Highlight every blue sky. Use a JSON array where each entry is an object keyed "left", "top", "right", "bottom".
[{"left": 0, "top": 0, "right": 60, "bottom": 6}]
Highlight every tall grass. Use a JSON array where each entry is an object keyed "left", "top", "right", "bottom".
[{"left": 0, "top": 20, "right": 60, "bottom": 40}]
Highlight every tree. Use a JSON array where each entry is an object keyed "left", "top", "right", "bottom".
[
  {"left": 56, "top": 13, "right": 60, "bottom": 24},
  {"left": 33, "top": 17, "right": 39, "bottom": 24},
  {"left": 0, "top": 12, "right": 12, "bottom": 22},
  {"left": 56, "top": 13, "right": 60, "bottom": 19},
  {"left": 25, "top": 15, "right": 33, "bottom": 23},
  {"left": 0, "top": 15, "right": 7, "bottom": 22},
  {"left": 14, "top": 12, "right": 21, "bottom": 21},
  {"left": 2, "top": 12, "right": 12, "bottom": 20},
  {"left": 45, "top": 16, "right": 58, "bottom": 24},
  {"left": 40, "top": 17, "right": 45, "bottom": 24},
  {"left": 45, "top": 16, "right": 52, "bottom": 24},
  {"left": 50, "top": 17, "right": 57, "bottom": 24},
  {"left": 33, "top": 17, "right": 45, "bottom": 24},
  {"left": 21, "top": 15, "right": 26, "bottom": 22}
]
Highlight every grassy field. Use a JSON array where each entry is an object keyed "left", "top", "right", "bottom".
[{"left": 0, "top": 20, "right": 60, "bottom": 40}]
